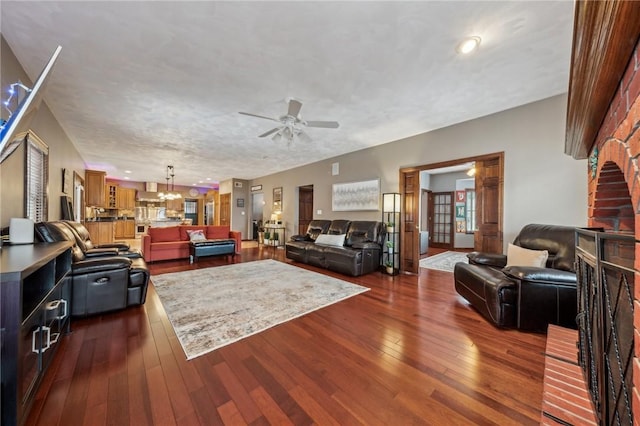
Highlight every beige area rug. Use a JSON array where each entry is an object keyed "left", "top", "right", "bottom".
[
  {"left": 419, "top": 251, "right": 469, "bottom": 272},
  {"left": 151, "top": 260, "right": 369, "bottom": 360}
]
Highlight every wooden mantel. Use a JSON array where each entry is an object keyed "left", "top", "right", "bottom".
[{"left": 565, "top": 1, "right": 640, "bottom": 159}]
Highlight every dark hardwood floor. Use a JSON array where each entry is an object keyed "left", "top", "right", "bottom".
[{"left": 26, "top": 245, "right": 546, "bottom": 425}]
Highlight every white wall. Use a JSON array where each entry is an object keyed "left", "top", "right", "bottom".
[{"left": 249, "top": 94, "right": 588, "bottom": 252}]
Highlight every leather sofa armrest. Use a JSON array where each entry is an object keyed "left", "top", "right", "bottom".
[
  {"left": 96, "top": 242, "right": 130, "bottom": 250},
  {"left": 71, "top": 257, "right": 132, "bottom": 275},
  {"left": 290, "top": 234, "right": 311, "bottom": 242},
  {"left": 467, "top": 252, "right": 507, "bottom": 268},
  {"left": 351, "top": 242, "right": 381, "bottom": 250},
  {"left": 229, "top": 231, "right": 242, "bottom": 253},
  {"left": 502, "top": 266, "right": 577, "bottom": 284},
  {"left": 85, "top": 247, "right": 120, "bottom": 257}
]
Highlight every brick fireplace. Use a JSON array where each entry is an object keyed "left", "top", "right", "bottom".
[
  {"left": 585, "top": 33, "right": 640, "bottom": 423},
  {"left": 561, "top": 3, "right": 640, "bottom": 423}
]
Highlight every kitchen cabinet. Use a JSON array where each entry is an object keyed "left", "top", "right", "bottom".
[
  {"left": 85, "top": 170, "right": 106, "bottom": 207},
  {"left": 84, "top": 221, "right": 114, "bottom": 245},
  {"left": 1, "top": 242, "right": 73, "bottom": 426},
  {"left": 114, "top": 219, "right": 135, "bottom": 239},
  {"left": 117, "top": 188, "right": 135, "bottom": 210},
  {"left": 166, "top": 198, "right": 183, "bottom": 211},
  {"left": 124, "top": 219, "right": 135, "bottom": 238},
  {"left": 105, "top": 183, "right": 118, "bottom": 209}
]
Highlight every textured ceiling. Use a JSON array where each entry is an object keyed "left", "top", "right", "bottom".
[{"left": 1, "top": 1, "right": 574, "bottom": 187}]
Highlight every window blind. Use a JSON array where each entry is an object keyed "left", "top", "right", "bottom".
[{"left": 26, "top": 135, "right": 49, "bottom": 222}]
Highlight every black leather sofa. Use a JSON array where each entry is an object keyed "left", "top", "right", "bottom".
[
  {"left": 35, "top": 221, "right": 149, "bottom": 317},
  {"left": 285, "top": 219, "right": 384, "bottom": 276},
  {"left": 453, "top": 224, "right": 578, "bottom": 332}
]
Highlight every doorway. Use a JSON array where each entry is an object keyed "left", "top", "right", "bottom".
[
  {"left": 251, "top": 192, "right": 264, "bottom": 240},
  {"left": 400, "top": 152, "right": 504, "bottom": 274},
  {"left": 298, "top": 185, "right": 313, "bottom": 235},
  {"left": 184, "top": 199, "right": 198, "bottom": 225}
]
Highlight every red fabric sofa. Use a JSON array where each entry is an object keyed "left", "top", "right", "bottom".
[{"left": 142, "top": 225, "right": 241, "bottom": 262}]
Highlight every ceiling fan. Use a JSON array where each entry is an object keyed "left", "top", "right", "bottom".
[{"left": 239, "top": 98, "right": 339, "bottom": 144}]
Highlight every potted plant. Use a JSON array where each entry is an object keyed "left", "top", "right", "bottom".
[
  {"left": 386, "top": 240, "right": 394, "bottom": 253},
  {"left": 386, "top": 222, "right": 395, "bottom": 233},
  {"left": 273, "top": 232, "right": 279, "bottom": 246},
  {"left": 264, "top": 230, "right": 270, "bottom": 245},
  {"left": 385, "top": 261, "right": 394, "bottom": 275}
]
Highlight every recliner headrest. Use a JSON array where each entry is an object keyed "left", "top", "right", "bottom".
[{"left": 513, "top": 224, "right": 576, "bottom": 272}]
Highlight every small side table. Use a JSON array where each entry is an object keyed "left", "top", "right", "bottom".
[{"left": 262, "top": 226, "right": 286, "bottom": 256}]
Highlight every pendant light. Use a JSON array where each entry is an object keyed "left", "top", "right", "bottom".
[{"left": 158, "top": 165, "right": 182, "bottom": 201}]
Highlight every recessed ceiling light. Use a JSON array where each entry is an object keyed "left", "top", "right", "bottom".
[
  {"left": 124, "top": 176, "right": 130, "bottom": 180},
  {"left": 456, "top": 36, "right": 481, "bottom": 54},
  {"left": 124, "top": 170, "right": 132, "bottom": 174},
  {"left": 206, "top": 178, "right": 211, "bottom": 181}
]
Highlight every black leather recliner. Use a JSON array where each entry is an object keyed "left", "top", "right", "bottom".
[
  {"left": 35, "top": 221, "right": 149, "bottom": 317},
  {"left": 62, "top": 220, "right": 143, "bottom": 258},
  {"left": 453, "top": 224, "right": 578, "bottom": 332}
]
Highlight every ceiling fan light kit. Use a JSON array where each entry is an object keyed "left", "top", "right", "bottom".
[{"left": 239, "top": 98, "right": 339, "bottom": 144}]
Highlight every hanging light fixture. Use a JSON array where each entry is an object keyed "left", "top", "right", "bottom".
[{"left": 158, "top": 165, "right": 182, "bottom": 201}]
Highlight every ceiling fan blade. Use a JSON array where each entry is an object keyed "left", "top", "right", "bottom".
[
  {"left": 272, "top": 131, "right": 283, "bottom": 143},
  {"left": 259, "top": 127, "right": 281, "bottom": 138},
  {"left": 297, "top": 130, "right": 312, "bottom": 143},
  {"left": 238, "top": 111, "right": 280, "bottom": 122},
  {"left": 287, "top": 99, "right": 303, "bottom": 118},
  {"left": 305, "top": 120, "right": 340, "bottom": 128}
]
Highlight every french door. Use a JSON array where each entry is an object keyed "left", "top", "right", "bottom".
[{"left": 429, "top": 191, "right": 454, "bottom": 248}]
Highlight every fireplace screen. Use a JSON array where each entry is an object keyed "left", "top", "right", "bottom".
[{"left": 576, "top": 229, "right": 635, "bottom": 425}]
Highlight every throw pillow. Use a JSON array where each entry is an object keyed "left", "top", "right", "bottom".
[
  {"left": 187, "top": 229, "right": 207, "bottom": 242},
  {"left": 505, "top": 243, "right": 549, "bottom": 268},
  {"left": 315, "top": 233, "right": 346, "bottom": 247}
]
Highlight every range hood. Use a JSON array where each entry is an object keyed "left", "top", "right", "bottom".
[{"left": 136, "top": 191, "right": 163, "bottom": 202}]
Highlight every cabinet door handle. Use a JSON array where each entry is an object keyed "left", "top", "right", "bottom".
[
  {"left": 31, "top": 326, "right": 51, "bottom": 354},
  {"left": 56, "top": 299, "right": 68, "bottom": 320}
]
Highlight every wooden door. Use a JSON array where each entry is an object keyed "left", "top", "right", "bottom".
[
  {"left": 220, "top": 193, "right": 231, "bottom": 226},
  {"left": 429, "top": 192, "right": 454, "bottom": 249},
  {"left": 401, "top": 170, "right": 420, "bottom": 273},
  {"left": 298, "top": 185, "right": 313, "bottom": 235},
  {"left": 474, "top": 156, "right": 503, "bottom": 253}
]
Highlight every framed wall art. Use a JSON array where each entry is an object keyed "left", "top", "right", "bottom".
[{"left": 332, "top": 178, "right": 380, "bottom": 211}]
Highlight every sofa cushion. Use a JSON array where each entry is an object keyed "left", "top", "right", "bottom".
[
  {"left": 148, "top": 226, "right": 181, "bottom": 243},
  {"left": 328, "top": 220, "right": 351, "bottom": 235},
  {"left": 207, "top": 226, "right": 231, "bottom": 239},
  {"left": 345, "top": 221, "right": 380, "bottom": 246},
  {"left": 315, "top": 234, "right": 346, "bottom": 247},
  {"left": 187, "top": 229, "right": 207, "bottom": 242},
  {"left": 179, "top": 226, "right": 208, "bottom": 241},
  {"left": 506, "top": 243, "right": 548, "bottom": 268}
]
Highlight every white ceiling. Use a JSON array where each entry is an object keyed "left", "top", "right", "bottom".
[{"left": 1, "top": 1, "right": 574, "bottom": 188}]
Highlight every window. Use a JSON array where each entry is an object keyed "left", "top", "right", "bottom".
[
  {"left": 25, "top": 134, "right": 49, "bottom": 222},
  {"left": 465, "top": 189, "right": 476, "bottom": 233}
]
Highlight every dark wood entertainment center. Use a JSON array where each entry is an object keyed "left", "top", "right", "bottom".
[{"left": 1, "top": 241, "right": 73, "bottom": 426}]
